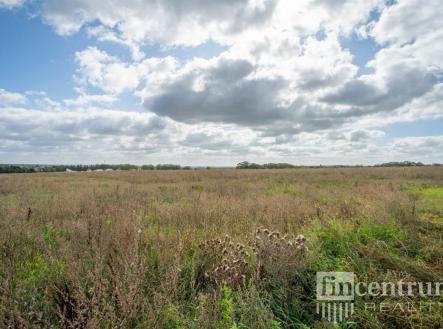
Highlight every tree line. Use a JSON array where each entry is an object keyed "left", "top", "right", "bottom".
[
  {"left": 1, "top": 161, "right": 438, "bottom": 173},
  {"left": 0, "top": 164, "right": 190, "bottom": 173},
  {"left": 236, "top": 161, "right": 437, "bottom": 169}
]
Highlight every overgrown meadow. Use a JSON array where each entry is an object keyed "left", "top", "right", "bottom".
[{"left": 0, "top": 167, "right": 442, "bottom": 328}]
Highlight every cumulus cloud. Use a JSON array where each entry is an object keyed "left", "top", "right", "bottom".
[
  {"left": 144, "top": 56, "right": 290, "bottom": 126},
  {"left": 0, "top": 107, "right": 173, "bottom": 159},
  {"left": 1, "top": 104, "right": 442, "bottom": 164},
  {"left": 41, "top": 0, "right": 384, "bottom": 46},
  {"left": 0, "top": 0, "right": 25, "bottom": 8},
  {"left": 74, "top": 47, "right": 140, "bottom": 94},
  {"left": 86, "top": 25, "right": 145, "bottom": 61},
  {"left": 392, "top": 136, "right": 443, "bottom": 157},
  {"left": 181, "top": 130, "right": 253, "bottom": 154},
  {"left": 0, "top": 88, "right": 27, "bottom": 105},
  {"left": 1, "top": 0, "right": 442, "bottom": 164},
  {"left": 0, "top": 107, "right": 167, "bottom": 137},
  {"left": 74, "top": 47, "right": 178, "bottom": 95},
  {"left": 41, "top": 0, "right": 278, "bottom": 46},
  {"left": 348, "top": 129, "right": 384, "bottom": 142},
  {"left": 321, "top": 64, "right": 437, "bottom": 112},
  {"left": 371, "top": 0, "right": 443, "bottom": 45},
  {"left": 41, "top": 0, "right": 443, "bottom": 139},
  {"left": 139, "top": 34, "right": 362, "bottom": 134},
  {"left": 63, "top": 94, "right": 117, "bottom": 107},
  {"left": 318, "top": 0, "right": 443, "bottom": 121},
  {"left": 0, "top": 106, "right": 262, "bottom": 163}
]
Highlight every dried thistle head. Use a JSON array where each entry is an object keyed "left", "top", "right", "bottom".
[
  {"left": 201, "top": 235, "right": 252, "bottom": 289},
  {"left": 295, "top": 234, "right": 306, "bottom": 244},
  {"left": 251, "top": 228, "right": 308, "bottom": 282},
  {"left": 201, "top": 228, "right": 307, "bottom": 289}
]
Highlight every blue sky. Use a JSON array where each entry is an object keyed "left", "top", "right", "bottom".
[
  {"left": 0, "top": 8, "right": 228, "bottom": 100},
  {"left": 0, "top": 0, "right": 442, "bottom": 165},
  {"left": 0, "top": 7, "right": 82, "bottom": 98},
  {"left": 0, "top": 7, "right": 227, "bottom": 102}
]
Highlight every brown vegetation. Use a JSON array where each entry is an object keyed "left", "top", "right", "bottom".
[{"left": 0, "top": 167, "right": 442, "bottom": 328}]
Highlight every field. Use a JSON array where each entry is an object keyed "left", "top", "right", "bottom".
[{"left": 0, "top": 167, "right": 442, "bottom": 328}]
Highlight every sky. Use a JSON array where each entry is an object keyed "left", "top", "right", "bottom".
[{"left": 0, "top": 0, "right": 442, "bottom": 166}]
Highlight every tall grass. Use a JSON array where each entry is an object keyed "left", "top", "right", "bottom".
[{"left": 0, "top": 167, "right": 442, "bottom": 328}]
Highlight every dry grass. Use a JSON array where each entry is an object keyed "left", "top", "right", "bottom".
[{"left": 0, "top": 167, "right": 442, "bottom": 328}]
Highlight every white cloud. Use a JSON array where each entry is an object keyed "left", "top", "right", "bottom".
[
  {"left": 41, "top": 0, "right": 385, "bottom": 46},
  {"left": 42, "top": 0, "right": 279, "bottom": 45},
  {"left": 45, "top": 0, "right": 443, "bottom": 139},
  {"left": 63, "top": 93, "right": 117, "bottom": 107},
  {"left": 0, "top": 107, "right": 172, "bottom": 151},
  {"left": 392, "top": 136, "right": 443, "bottom": 158},
  {"left": 136, "top": 33, "right": 362, "bottom": 135},
  {"left": 316, "top": 0, "right": 443, "bottom": 126},
  {"left": 74, "top": 47, "right": 140, "bottom": 94},
  {"left": 64, "top": 2, "right": 439, "bottom": 140},
  {"left": 371, "top": 0, "right": 443, "bottom": 45},
  {"left": 86, "top": 25, "right": 145, "bottom": 61},
  {"left": 0, "top": 0, "right": 25, "bottom": 8},
  {"left": 74, "top": 47, "right": 178, "bottom": 95},
  {"left": 1, "top": 0, "right": 443, "bottom": 164},
  {"left": 1, "top": 104, "right": 442, "bottom": 164},
  {"left": 0, "top": 88, "right": 27, "bottom": 105},
  {"left": 348, "top": 129, "right": 384, "bottom": 141},
  {"left": 0, "top": 106, "right": 262, "bottom": 163}
]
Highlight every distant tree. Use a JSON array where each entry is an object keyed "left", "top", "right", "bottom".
[
  {"left": 375, "top": 161, "right": 426, "bottom": 167},
  {"left": 236, "top": 161, "right": 252, "bottom": 169},
  {"left": 237, "top": 161, "right": 299, "bottom": 169},
  {"left": 263, "top": 163, "right": 296, "bottom": 169},
  {"left": 155, "top": 164, "right": 181, "bottom": 170}
]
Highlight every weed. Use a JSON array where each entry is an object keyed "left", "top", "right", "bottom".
[
  {"left": 218, "top": 286, "right": 237, "bottom": 329},
  {"left": 0, "top": 167, "right": 442, "bottom": 328}
]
